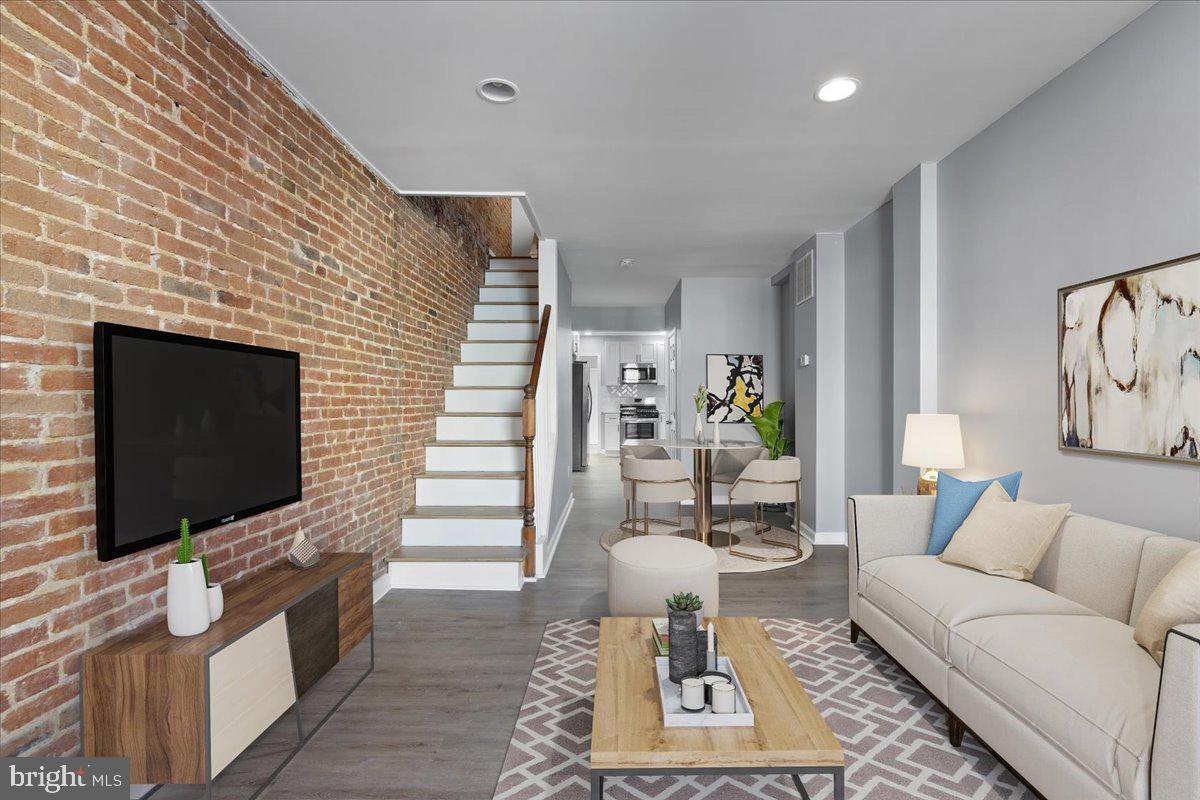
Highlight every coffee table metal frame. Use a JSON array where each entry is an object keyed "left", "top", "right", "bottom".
[{"left": 589, "top": 764, "right": 845, "bottom": 799}]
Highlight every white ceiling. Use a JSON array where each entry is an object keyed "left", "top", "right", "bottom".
[{"left": 206, "top": 0, "right": 1152, "bottom": 305}]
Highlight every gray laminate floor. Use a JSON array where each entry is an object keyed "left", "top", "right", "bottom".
[{"left": 170, "top": 455, "right": 847, "bottom": 800}]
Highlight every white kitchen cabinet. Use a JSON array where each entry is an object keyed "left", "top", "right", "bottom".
[
  {"left": 619, "top": 342, "right": 639, "bottom": 363},
  {"left": 603, "top": 342, "right": 620, "bottom": 385},
  {"left": 602, "top": 412, "right": 620, "bottom": 453}
]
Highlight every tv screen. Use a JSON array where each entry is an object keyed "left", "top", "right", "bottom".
[{"left": 94, "top": 323, "right": 301, "bottom": 561}]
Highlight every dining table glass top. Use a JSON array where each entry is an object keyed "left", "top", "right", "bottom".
[{"left": 640, "top": 438, "right": 762, "bottom": 450}]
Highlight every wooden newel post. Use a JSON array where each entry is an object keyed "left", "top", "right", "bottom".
[{"left": 521, "top": 391, "right": 536, "bottom": 578}]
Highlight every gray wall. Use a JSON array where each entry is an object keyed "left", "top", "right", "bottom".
[
  {"left": 845, "top": 201, "right": 894, "bottom": 496},
  {"left": 665, "top": 281, "right": 682, "bottom": 332},
  {"left": 937, "top": 0, "right": 1200, "bottom": 539},
  {"left": 791, "top": 239, "right": 818, "bottom": 529},
  {"left": 572, "top": 305, "right": 665, "bottom": 332},
  {"left": 551, "top": 259, "right": 574, "bottom": 527},
  {"left": 675, "top": 277, "right": 780, "bottom": 443}
]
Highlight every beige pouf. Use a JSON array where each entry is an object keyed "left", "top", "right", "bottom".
[{"left": 607, "top": 535, "right": 720, "bottom": 617}]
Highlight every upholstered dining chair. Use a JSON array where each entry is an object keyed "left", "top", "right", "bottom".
[
  {"left": 712, "top": 445, "right": 768, "bottom": 531},
  {"left": 619, "top": 445, "right": 671, "bottom": 534},
  {"left": 620, "top": 455, "right": 696, "bottom": 537},
  {"left": 725, "top": 455, "right": 802, "bottom": 561}
]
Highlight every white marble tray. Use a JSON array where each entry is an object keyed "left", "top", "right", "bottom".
[{"left": 654, "top": 656, "right": 754, "bottom": 727}]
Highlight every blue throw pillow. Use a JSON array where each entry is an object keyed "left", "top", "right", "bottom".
[{"left": 925, "top": 471, "right": 1023, "bottom": 555}]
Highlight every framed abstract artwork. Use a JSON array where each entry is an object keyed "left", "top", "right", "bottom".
[
  {"left": 706, "top": 354, "right": 764, "bottom": 422},
  {"left": 1058, "top": 252, "right": 1199, "bottom": 463}
]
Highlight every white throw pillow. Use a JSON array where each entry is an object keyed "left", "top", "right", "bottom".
[
  {"left": 938, "top": 481, "right": 1070, "bottom": 580},
  {"left": 1134, "top": 549, "right": 1200, "bottom": 666}
]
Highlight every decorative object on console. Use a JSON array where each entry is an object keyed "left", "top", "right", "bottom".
[
  {"left": 200, "top": 552, "right": 223, "bottom": 623},
  {"left": 925, "top": 470, "right": 1022, "bottom": 555},
  {"left": 1059, "top": 252, "right": 1200, "bottom": 463},
  {"left": 666, "top": 591, "right": 703, "bottom": 683},
  {"left": 749, "top": 400, "right": 791, "bottom": 460},
  {"left": 938, "top": 481, "right": 1071, "bottom": 580},
  {"left": 167, "top": 518, "right": 209, "bottom": 637},
  {"left": 706, "top": 354, "right": 764, "bottom": 422},
  {"left": 693, "top": 384, "right": 706, "bottom": 442},
  {"left": 901, "top": 413, "right": 965, "bottom": 495},
  {"left": 1134, "top": 548, "right": 1200, "bottom": 665},
  {"left": 288, "top": 527, "right": 320, "bottom": 568}
]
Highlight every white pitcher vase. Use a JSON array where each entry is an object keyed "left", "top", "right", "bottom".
[
  {"left": 167, "top": 560, "right": 210, "bottom": 637},
  {"left": 206, "top": 583, "right": 224, "bottom": 623},
  {"left": 693, "top": 412, "right": 704, "bottom": 442}
]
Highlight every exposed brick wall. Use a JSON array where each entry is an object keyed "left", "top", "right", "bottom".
[
  {"left": 470, "top": 196, "right": 511, "bottom": 257},
  {"left": 0, "top": 0, "right": 505, "bottom": 757}
]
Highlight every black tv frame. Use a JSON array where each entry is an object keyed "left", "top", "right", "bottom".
[{"left": 93, "top": 322, "right": 303, "bottom": 561}]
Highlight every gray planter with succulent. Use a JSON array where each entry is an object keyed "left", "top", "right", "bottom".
[{"left": 666, "top": 592, "right": 703, "bottom": 683}]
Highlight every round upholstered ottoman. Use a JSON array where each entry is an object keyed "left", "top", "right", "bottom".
[{"left": 607, "top": 536, "right": 720, "bottom": 617}]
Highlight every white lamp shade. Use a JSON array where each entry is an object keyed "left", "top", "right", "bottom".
[{"left": 901, "top": 414, "right": 965, "bottom": 469}]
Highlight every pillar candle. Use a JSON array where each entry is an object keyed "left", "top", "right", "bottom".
[
  {"left": 711, "top": 680, "right": 735, "bottom": 713},
  {"left": 681, "top": 677, "right": 705, "bottom": 711}
]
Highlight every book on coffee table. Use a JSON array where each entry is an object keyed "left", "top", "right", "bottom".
[{"left": 651, "top": 618, "right": 668, "bottom": 656}]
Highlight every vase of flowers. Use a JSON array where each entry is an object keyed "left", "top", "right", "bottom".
[
  {"left": 167, "top": 518, "right": 210, "bottom": 637},
  {"left": 666, "top": 592, "right": 703, "bottom": 683},
  {"left": 693, "top": 385, "right": 707, "bottom": 443}
]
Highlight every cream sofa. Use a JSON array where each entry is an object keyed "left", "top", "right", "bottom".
[{"left": 847, "top": 495, "right": 1199, "bottom": 800}]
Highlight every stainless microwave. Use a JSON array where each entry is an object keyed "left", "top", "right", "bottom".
[{"left": 620, "top": 363, "right": 657, "bottom": 384}]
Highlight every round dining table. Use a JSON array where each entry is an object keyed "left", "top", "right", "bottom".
[{"left": 640, "top": 438, "right": 763, "bottom": 548}]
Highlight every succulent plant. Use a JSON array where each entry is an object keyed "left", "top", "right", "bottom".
[
  {"left": 200, "top": 552, "right": 210, "bottom": 585},
  {"left": 176, "top": 517, "right": 192, "bottom": 564},
  {"left": 666, "top": 591, "right": 703, "bottom": 613}
]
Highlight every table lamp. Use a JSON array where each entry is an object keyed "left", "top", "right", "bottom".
[{"left": 901, "top": 413, "right": 964, "bottom": 495}]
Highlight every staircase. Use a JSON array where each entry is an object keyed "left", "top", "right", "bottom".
[{"left": 388, "top": 257, "right": 542, "bottom": 591}]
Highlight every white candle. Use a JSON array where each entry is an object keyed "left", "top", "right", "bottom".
[
  {"left": 707, "top": 622, "right": 714, "bottom": 653},
  {"left": 681, "top": 677, "right": 705, "bottom": 710},
  {"left": 711, "top": 680, "right": 735, "bottom": 713}
]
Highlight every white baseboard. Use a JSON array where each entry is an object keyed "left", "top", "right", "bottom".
[
  {"left": 388, "top": 560, "right": 524, "bottom": 591},
  {"left": 534, "top": 493, "right": 573, "bottom": 580},
  {"left": 798, "top": 521, "right": 847, "bottom": 546},
  {"left": 373, "top": 570, "right": 391, "bottom": 604}
]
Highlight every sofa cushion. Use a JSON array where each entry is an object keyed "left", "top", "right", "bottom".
[
  {"left": 1130, "top": 535, "right": 1200, "bottom": 625},
  {"left": 938, "top": 483, "right": 1071, "bottom": 580},
  {"left": 949, "top": 614, "right": 1159, "bottom": 799},
  {"left": 858, "top": 555, "right": 1098, "bottom": 660},
  {"left": 926, "top": 470, "right": 1022, "bottom": 554}
]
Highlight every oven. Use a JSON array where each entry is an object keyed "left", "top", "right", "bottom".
[
  {"left": 620, "top": 363, "right": 657, "bottom": 385},
  {"left": 622, "top": 419, "right": 657, "bottom": 440}
]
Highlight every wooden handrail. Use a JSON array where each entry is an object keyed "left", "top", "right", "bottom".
[{"left": 521, "top": 303, "right": 553, "bottom": 578}]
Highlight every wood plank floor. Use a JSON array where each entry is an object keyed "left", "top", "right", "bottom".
[{"left": 161, "top": 455, "right": 847, "bottom": 800}]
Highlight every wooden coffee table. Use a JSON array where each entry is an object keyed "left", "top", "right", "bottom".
[{"left": 590, "top": 617, "right": 844, "bottom": 799}]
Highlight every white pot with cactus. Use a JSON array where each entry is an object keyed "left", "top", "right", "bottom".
[
  {"left": 201, "top": 553, "right": 223, "bottom": 623},
  {"left": 167, "top": 517, "right": 210, "bottom": 637}
]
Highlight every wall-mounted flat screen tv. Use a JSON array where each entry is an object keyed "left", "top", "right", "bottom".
[{"left": 94, "top": 323, "right": 302, "bottom": 561}]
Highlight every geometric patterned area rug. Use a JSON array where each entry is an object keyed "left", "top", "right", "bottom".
[{"left": 492, "top": 619, "right": 1032, "bottom": 800}]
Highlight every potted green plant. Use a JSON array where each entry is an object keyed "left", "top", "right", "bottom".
[
  {"left": 666, "top": 592, "right": 703, "bottom": 683},
  {"left": 166, "top": 518, "right": 210, "bottom": 637},
  {"left": 201, "top": 553, "right": 223, "bottom": 623},
  {"left": 748, "top": 400, "right": 790, "bottom": 460},
  {"left": 693, "top": 385, "right": 707, "bottom": 442}
]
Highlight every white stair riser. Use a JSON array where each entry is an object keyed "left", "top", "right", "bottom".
[
  {"left": 389, "top": 561, "right": 523, "bottom": 591},
  {"left": 489, "top": 258, "right": 537, "bottom": 270},
  {"left": 461, "top": 342, "right": 536, "bottom": 362},
  {"left": 436, "top": 416, "right": 522, "bottom": 441},
  {"left": 401, "top": 517, "right": 523, "bottom": 547},
  {"left": 479, "top": 287, "right": 537, "bottom": 303},
  {"left": 454, "top": 364, "right": 529, "bottom": 387},
  {"left": 485, "top": 271, "right": 538, "bottom": 287},
  {"left": 425, "top": 446, "right": 524, "bottom": 472},
  {"left": 473, "top": 304, "right": 537, "bottom": 320},
  {"left": 416, "top": 477, "right": 523, "bottom": 506},
  {"left": 468, "top": 322, "right": 539, "bottom": 341},
  {"left": 444, "top": 388, "right": 523, "bottom": 413}
]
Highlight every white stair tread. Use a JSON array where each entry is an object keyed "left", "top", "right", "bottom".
[
  {"left": 417, "top": 471, "right": 524, "bottom": 479},
  {"left": 425, "top": 439, "right": 525, "bottom": 447},
  {"left": 388, "top": 546, "right": 526, "bottom": 563},
  {"left": 403, "top": 505, "right": 523, "bottom": 519},
  {"left": 438, "top": 412, "right": 522, "bottom": 417}
]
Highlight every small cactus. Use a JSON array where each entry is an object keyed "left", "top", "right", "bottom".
[
  {"left": 176, "top": 517, "right": 192, "bottom": 564},
  {"left": 666, "top": 591, "right": 703, "bottom": 613},
  {"left": 200, "top": 552, "right": 210, "bottom": 586}
]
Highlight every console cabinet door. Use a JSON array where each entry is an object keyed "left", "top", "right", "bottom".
[{"left": 209, "top": 613, "right": 296, "bottom": 777}]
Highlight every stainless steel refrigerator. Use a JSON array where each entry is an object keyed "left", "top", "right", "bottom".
[{"left": 572, "top": 360, "right": 591, "bottom": 471}]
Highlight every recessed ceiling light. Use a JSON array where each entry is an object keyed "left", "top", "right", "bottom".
[
  {"left": 476, "top": 78, "right": 519, "bottom": 104},
  {"left": 619, "top": 258, "right": 635, "bottom": 269},
  {"left": 815, "top": 76, "right": 859, "bottom": 103}
]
